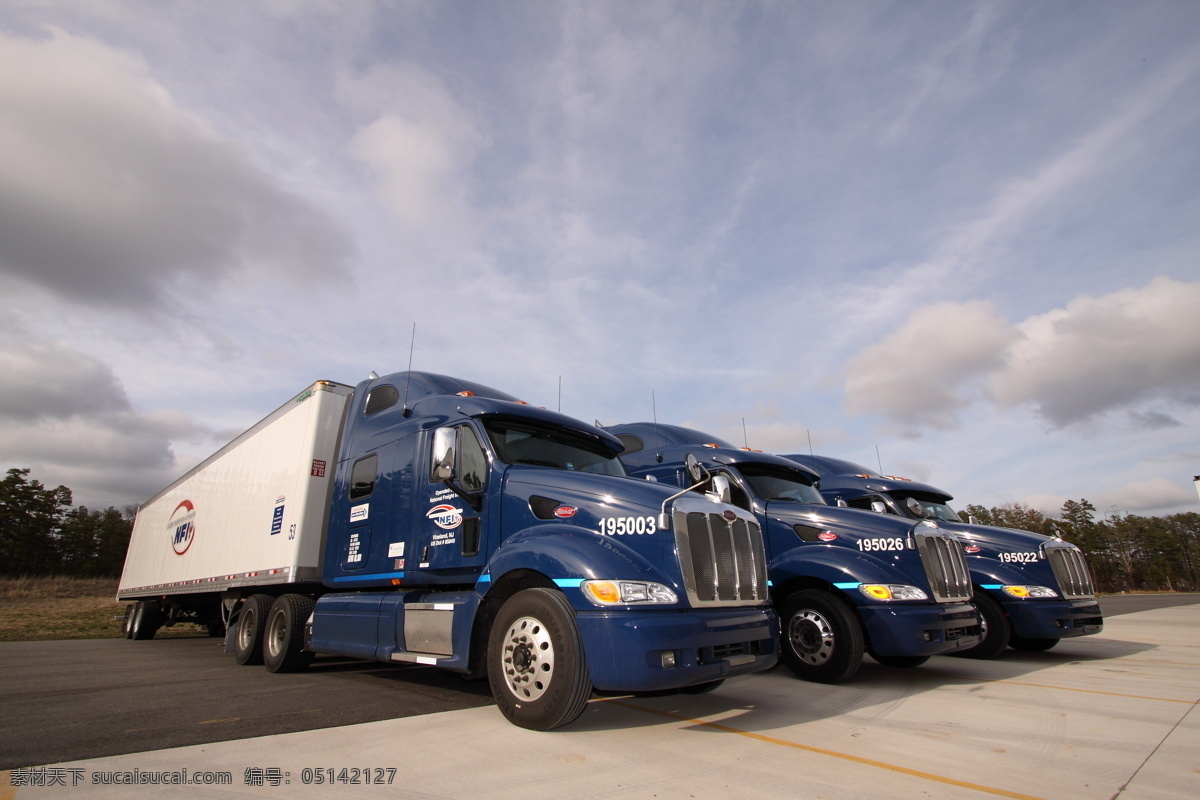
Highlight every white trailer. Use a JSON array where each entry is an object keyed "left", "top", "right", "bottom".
[{"left": 118, "top": 380, "right": 352, "bottom": 638}]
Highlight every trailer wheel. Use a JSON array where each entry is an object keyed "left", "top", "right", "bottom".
[
  {"left": 233, "top": 594, "right": 274, "bottom": 666},
  {"left": 779, "top": 590, "right": 864, "bottom": 684},
  {"left": 130, "top": 600, "right": 162, "bottom": 640},
  {"left": 950, "top": 592, "right": 1010, "bottom": 660},
  {"left": 122, "top": 605, "right": 135, "bottom": 639},
  {"left": 487, "top": 588, "right": 592, "bottom": 730},
  {"left": 264, "top": 594, "right": 315, "bottom": 673},
  {"left": 870, "top": 654, "right": 929, "bottom": 668},
  {"left": 1009, "top": 635, "right": 1059, "bottom": 652}
]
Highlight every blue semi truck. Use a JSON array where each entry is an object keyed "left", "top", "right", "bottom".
[
  {"left": 783, "top": 455, "right": 1103, "bottom": 657},
  {"left": 118, "top": 373, "right": 776, "bottom": 730},
  {"left": 604, "top": 423, "right": 981, "bottom": 683}
]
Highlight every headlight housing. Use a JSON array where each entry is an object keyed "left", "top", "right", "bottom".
[
  {"left": 858, "top": 584, "right": 929, "bottom": 601},
  {"left": 582, "top": 580, "right": 678, "bottom": 605},
  {"left": 1002, "top": 585, "right": 1058, "bottom": 599}
]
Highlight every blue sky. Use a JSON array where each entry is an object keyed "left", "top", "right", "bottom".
[{"left": 1, "top": 1, "right": 1198, "bottom": 520}]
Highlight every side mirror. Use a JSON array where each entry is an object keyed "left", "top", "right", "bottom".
[
  {"left": 871, "top": 500, "right": 888, "bottom": 514},
  {"left": 906, "top": 497, "right": 926, "bottom": 518},
  {"left": 709, "top": 474, "right": 732, "bottom": 504},
  {"left": 432, "top": 428, "right": 455, "bottom": 481},
  {"left": 684, "top": 453, "right": 704, "bottom": 483},
  {"left": 836, "top": 498, "right": 848, "bottom": 508}
]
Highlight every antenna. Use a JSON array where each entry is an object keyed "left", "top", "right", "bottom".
[
  {"left": 876, "top": 445, "right": 883, "bottom": 475},
  {"left": 652, "top": 390, "right": 662, "bottom": 463},
  {"left": 807, "top": 429, "right": 814, "bottom": 459},
  {"left": 401, "top": 323, "right": 416, "bottom": 417},
  {"left": 742, "top": 418, "right": 749, "bottom": 449}
]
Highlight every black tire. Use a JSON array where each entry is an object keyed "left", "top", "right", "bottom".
[
  {"left": 1009, "top": 635, "right": 1060, "bottom": 652},
  {"left": 233, "top": 594, "right": 274, "bottom": 666},
  {"left": 122, "top": 605, "right": 135, "bottom": 639},
  {"left": 679, "top": 679, "right": 725, "bottom": 695},
  {"left": 264, "top": 594, "right": 315, "bottom": 673},
  {"left": 948, "top": 592, "right": 1011, "bottom": 660},
  {"left": 487, "top": 588, "right": 592, "bottom": 731},
  {"left": 779, "top": 590, "right": 864, "bottom": 684},
  {"left": 130, "top": 600, "right": 162, "bottom": 640},
  {"left": 870, "top": 654, "right": 929, "bottom": 668}
]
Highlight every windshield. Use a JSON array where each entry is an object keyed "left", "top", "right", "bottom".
[
  {"left": 738, "top": 464, "right": 826, "bottom": 505},
  {"left": 483, "top": 419, "right": 626, "bottom": 477},
  {"left": 902, "top": 494, "right": 962, "bottom": 522}
]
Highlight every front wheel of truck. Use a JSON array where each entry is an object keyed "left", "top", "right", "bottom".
[
  {"left": 779, "top": 590, "right": 864, "bottom": 684},
  {"left": 949, "top": 592, "right": 1010, "bottom": 660},
  {"left": 488, "top": 588, "right": 592, "bottom": 731}
]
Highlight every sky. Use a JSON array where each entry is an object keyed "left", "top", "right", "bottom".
[{"left": 1, "top": 0, "right": 1198, "bottom": 521}]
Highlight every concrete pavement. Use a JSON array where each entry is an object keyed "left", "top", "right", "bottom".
[{"left": 3, "top": 603, "right": 1198, "bottom": 799}]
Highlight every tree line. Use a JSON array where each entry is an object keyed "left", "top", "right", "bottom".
[
  {"left": 0, "top": 468, "right": 134, "bottom": 578},
  {"left": 2, "top": 466, "right": 1198, "bottom": 592},
  {"left": 961, "top": 498, "right": 1200, "bottom": 594}
]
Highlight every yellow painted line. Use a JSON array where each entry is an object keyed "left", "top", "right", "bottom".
[
  {"left": 607, "top": 699, "right": 1045, "bottom": 800},
  {"left": 922, "top": 672, "right": 1196, "bottom": 705}
]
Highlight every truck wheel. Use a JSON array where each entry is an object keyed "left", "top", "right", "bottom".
[
  {"left": 870, "top": 654, "right": 929, "bottom": 668},
  {"left": 1009, "top": 636, "right": 1059, "bottom": 652},
  {"left": 264, "top": 594, "right": 315, "bottom": 673},
  {"left": 122, "top": 605, "right": 135, "bottom": 639},
  {"left": 779, "top": 590, "right": 864, "bottom": 684},
  {"left": 130, "top": 600, "right": 162, "bottom": 640},
  {"left": 950, "top": 592, "right": 1011, "bottom": 659},
  {"left": 487, "top": 588, "right": 592, "bottom": 731},
  {"left": 233, "top": 594, "right": 274, "bottom": 666}
]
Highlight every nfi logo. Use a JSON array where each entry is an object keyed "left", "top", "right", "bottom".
[{"left": 168, "top": 500, "right": 197, "bottom": 555}]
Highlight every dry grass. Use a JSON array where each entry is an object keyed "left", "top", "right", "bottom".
[{"left": 0, "top": 577, "right": 208, "bottom": 642}]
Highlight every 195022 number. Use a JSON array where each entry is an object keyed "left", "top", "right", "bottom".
[
  {"left": 599, "top": 516, "right": 658, "bottom": 536},
  {"left": 858, "top": 537, "right": 906, "bottom": 552},
  {"left": 999, "top": 551, "right": 1039, "bottom": 563}
]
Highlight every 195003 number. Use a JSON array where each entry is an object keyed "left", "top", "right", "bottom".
[
  {"left": 858, "top": 537, "right": 906, "bottom": 552},
  {"left": 599, "top": 516, "right": 658, "bottom": 536}
]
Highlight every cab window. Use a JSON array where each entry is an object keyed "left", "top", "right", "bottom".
[{"left": 349, "top": 455, "right": 378, "bottom": 500}]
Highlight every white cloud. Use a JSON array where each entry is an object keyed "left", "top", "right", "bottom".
[
  {"left": 0, "top": 337, "right": 219, "bottom": 507},
  {"left": 843, "top": 278, "right": 1200, "bottom": 432},
  {"left": 0, "top": 28, "right": 352, "bottom": 308},
  {"left": 842, "top": 300, "right": 1015, "bottom": 429},
  {"left": 344, "top": 62, "right": 487, "bottom": 240},
  {"left": 992, "top": 277, "right": 1200, "bottom": 426}
]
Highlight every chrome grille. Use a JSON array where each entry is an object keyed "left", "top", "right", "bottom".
[
  {"left": 1045, "top": 543, "right": 1095, "bottom": 599},
  {"left": 674, "top": 509, "right": 768, "bottom": 606},
  {"left": 914, "top": 527, "right": 972, "bottom": 603}
]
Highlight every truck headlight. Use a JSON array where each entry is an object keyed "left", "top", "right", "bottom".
[
  {"left": 582, "top": 580, "right": 678, "bottom": 605},
  {"left": 1002, "top": 585, "right": 1058, "bottom": 599},
  {"left": 858, "top": 584, "right": 928, "bottom": 601}
]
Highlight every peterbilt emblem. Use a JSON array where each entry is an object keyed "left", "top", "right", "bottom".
[
  {"left": 818, "top": 531, "right": 838, "bottom": 541},
  {"left": 964, "top": 545, "right": 981, "bottom": 553},
  {"left": 722, "top": 510, "right": 737, "bottom": 522},
  {"left": 554, "top": 506, "right": 578, "bottom": 518}
]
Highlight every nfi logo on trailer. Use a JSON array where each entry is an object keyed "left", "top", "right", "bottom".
[{"left": 168, "top": 500, "right": 196, "bottom": 555}]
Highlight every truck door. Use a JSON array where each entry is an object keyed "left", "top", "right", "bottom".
[{"left": 410, "top": 422, "right": 493, "bottom": 576}]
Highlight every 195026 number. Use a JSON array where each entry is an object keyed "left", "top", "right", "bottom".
[
  {"left": 599, "top": 516, "right": 657, "bottom": 536},
  {"left": 858, "top": 537, "right": 905, "bottom": 552}
]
